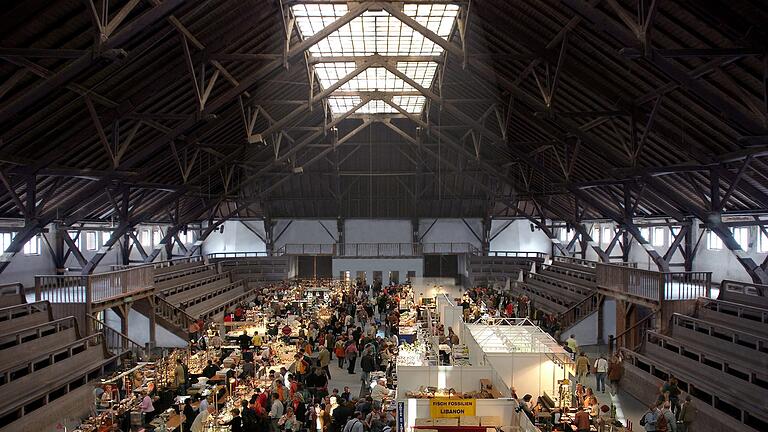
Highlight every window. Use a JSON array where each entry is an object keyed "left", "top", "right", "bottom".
[
  {"left": 639, "top": 227, "right": 650, "bottom": 243},
  {"left": 140, "top": 229, "right": 150, "bottom": 247},
  {"left": 102, "top": 231, "right": 112, "bottom": 246},
  {"left": 590, "top": 226, "right": 600, "bottom": 243},
  {"left": 23, "top": 235, "right": 41, "bottom": 255},
  {"left": 178, "top": 231, "right": 188, "bottom": 245},
  {"left": 652, "top": 227, "right": 665, "bottom": 247},
  {"left": 291, "top": 3, "right": 459, "bottom": 115},
  {"left": 758, "top": 229, "right": 768, "bottom": 253},
  {"left": 559, "top": 228, "right": 573, "bottom": 242},
  {"left": 0, "top": 232, "right": 14, "bottom": 252},
  {"left": 85, "top": 232, "right": 97, "bottom": 251},
  {"left": 153, "top": 229, "right": 162, "bottom": 247},
  {"left": 708, "top": 230, "right": 723, "bottom": 250},
  {"left": 603, "top": 227, "right": 612, "bottom": 244},
  {"left": 731, "top": 227, "right": 749, "bottom": 251}
]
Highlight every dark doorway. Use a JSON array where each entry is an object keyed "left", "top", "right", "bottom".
[
  {"left": 297, "top": 255, "right": 332, "bottom": 279},
  {"left": 424, "top": 254, "right": 458, "bottom": 278}
]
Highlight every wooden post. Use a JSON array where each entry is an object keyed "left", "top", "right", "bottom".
[{"left": 143, "top": 296, "right": 157, "bottom": 350}]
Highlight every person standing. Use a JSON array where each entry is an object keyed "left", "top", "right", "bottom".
[
  {"left": 191, "top": 406, "right": 215, "bottom": 432},
  {"left": 342, "top": 411, "right": 365, "bottom": 432},
  {"left": 640, "top": 404, "right": 660, "bottom": 432},
  {"left": 174, "top": 359, "right": 186, "bottom": 395},
  {"left": 346, "top": 341, "right": 358, "bottom": 374},
  {"left": 270, "top": 392, "right": 285, "bottom": 432},
  {"left": 575, "top": 352, "right": 590, "bottom": 385},
  {"left": 607, "top": 355, "right": 623, "bottom": 395},
  {"left": 677, "top": 396, "right": 696, "bottom": 432},
  {"left": 318, "top": 346, "right": 332, "bottom": 379},
  {"left": 593, "top": 354, "right": 609, "bottom": 393},
  {"left": 360, "top": 348, "right": 376, "bottom": 385},
  {"left": 139, "top": 390, "right": 155, "bottom": 425},
  {"left": 573, "top": 406, "right": 591, "bottom": 432},
  {"left": 660, "top": 402, "right": 676, "bottom": 432}
]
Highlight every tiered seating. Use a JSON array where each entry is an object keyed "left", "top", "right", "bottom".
[
  {"left": 0, "top": 302, "right": 118, "bottom": 430},
  {"left": 521, "top": 268, "right": 594, "bottom": 315},
  {"left": 469, "top": 255, "right": 543, "bottom": 286},
  {"left": 211, "top": 255, "right": 290, "bottom": 284},
  {"left": 619, "top": 296, "right": 768, "bottom": 431},
  {"left": 152, "top": 263, "right": 255, "bottom": 322}
]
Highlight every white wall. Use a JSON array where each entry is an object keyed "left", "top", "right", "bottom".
[
  {"left": 273, "top": 219, "right": 337, "bottom": 249},
  {"left": 0, "top": 233, "right": 56, "bottom": 288},
  {"left": 203, "top": 220, "right": 267, "bottom": 254},
  {"left": 104, "top": 308, "right": 187, "bottom": 348},
  {"left": 345, "top": 219, "right": 411, "bottom": 243},
  {"left": 419, "top": 218, "right": 482, "bottom": 248},
  {"left": 558, "top": 311, "right": 598, "bottom": 346},
  {"left": 489, "top": 219, "right": 551, "bottom": 253},
  {"left": 602, "top": 299, "right": 617, "bottom": 343},
  {"left": 332, "top": 258, "right": 422, "bottom": 285},
  {"left": 396, "top": 366, "right": 509, "bottom": 397},
  {"left": 485, "top": 353, "right": 563, "bottom": 400}
]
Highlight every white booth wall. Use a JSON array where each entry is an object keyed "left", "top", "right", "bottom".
[
  {"left": 484, "top": 353, "right": 562, "bottom": 400},
  {"left": 396, "top": 366, "right": 510, "bottom": 398},
  {"left": 411, "top": 277, "right": 463, "bottom": 300}
]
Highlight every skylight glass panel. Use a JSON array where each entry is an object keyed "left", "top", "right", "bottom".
[
  {"left": 291, "top": 3, "right": 459, "bottom": 114},
  {"left": 338, "top": 67, "right": 416, "bottom": 92},
  {"left": 396, "top": 62, "right": 438, "bottom": 88},
  {"left": 327, "top": 96, "right": 362, "bottom": 114},
  {"left": 392, "top": 95, "right": 426, "bottom": 113},
  {"left": 314, "top": 62, "right": 358, "bottom": 89},
  {"left": 357, "top": 100, "right": 399, "bottom": 114}
]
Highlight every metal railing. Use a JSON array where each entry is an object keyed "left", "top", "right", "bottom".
[
  {"left": 596, "top": 263, "right": 711, "bottom": 303},
  {"left": 338, "top": 243, "right": 420, "bottom": 257},
  {"left": 86, "top": 314, "right": 144, "bottom": 364}
]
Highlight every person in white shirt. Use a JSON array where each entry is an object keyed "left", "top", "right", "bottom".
[
  {"left": 370, "top": 379, "right": 391, "bottom": 409},
  {"left": 198, "top": 395, "right": 209, "bottom": 413},
  {"left": 269, "top": 393, "right": 285, "bottom": 432},
  {"left": 593, "top": 354, "right": 609, "bottom": 393},
  {"left": 191, "top": 406, "right": 215, "bottom": 432}
]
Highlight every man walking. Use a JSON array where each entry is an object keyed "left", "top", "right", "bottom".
[
  {"left": 593, "top": 354, "right": 609, "bottom": 393},
  {"left": 269, "top": 392, "right": 284, "bottom": 432},
  {"left": 575, "top": 352, "right": 590, "bottom": 385},
  {"left": 640, "top": 404, "right": 660, "bottom": 432}
]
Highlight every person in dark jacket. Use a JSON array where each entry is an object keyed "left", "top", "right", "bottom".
[
  {"left": 202, "top": 360, "right": 221, "bottom": 379},
  {"left": 221, "top": 408, "right": 243, "bottom": 432},
  {"left": 183, "top": 398, "right": 196, "bottom": 431},
  {"left": 360, "top": 348, "right": 376, "bottom": 385}
]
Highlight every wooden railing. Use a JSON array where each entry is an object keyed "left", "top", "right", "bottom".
[
  {"left": 609, "top": 311, "right": 656, "bottom": 354},
  {"left": 0, "top": 300, "right": 51, "bottom": 323},
  {"left": 0, "top": 332, "right": 105, "bottom": 385},
  {"left": 35, "top": 266, "right": 154, "bottom": 306},
  {"left": 558, "top": 292, "right": 599, "bottom": 329},
  {"left": 1, "top": 316, "right": 79, "bottom": 347},
  {"left": 719, "top": 279, "right": 768, "bottom": 307},
  {"left": 155, "top": 296, "right": 196, "bottom": 331},
  {"left": 153, "top": 263, "right": 216, "bottom": 284},
  {"left": 86, "top": 314, "right": 144, "bottom": 364},
  {"left": 208, "top": 251, "right": 271, "bottom": 259},
  {"left": 486, "top": 251, "right": 547, "bottom": 258},
  {"left": 554, "top": 256, "right": 637, "bottom": 269},
  {"left": 702, "top": 298, "right": 768, "bottom": 325},
  {"left": 596, "top": 264, "right": 712, "bottom": 303},
  {"left": 110, "top": 255, "right": 205, "bottom": 271},
  {"left": 0, "top": 282, "right": 25, "bottom": 307}
]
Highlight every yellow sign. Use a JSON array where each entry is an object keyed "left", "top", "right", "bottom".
[{"left": 429, "top": 398, "right": 476, "bottom": 418}]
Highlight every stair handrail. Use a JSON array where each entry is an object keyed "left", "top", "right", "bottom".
[
  {"left": 608, "top": 310, "right": 657, "bottom": 354},
  {"left": 557, "top": 291, "right": 598, "bottom": 329},
  {"left": 87, "top": 314, "right": 145, "bottom": 363},
  {"left": 155, "top": 296, "right": 196, "bottom": 330}
]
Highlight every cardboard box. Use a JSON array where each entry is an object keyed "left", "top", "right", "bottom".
[
  {"left": 414, "top": 419, "right": 433, "bottom": 426},
  {"left": 433, "top": 418, "right": 459, "bottom": 426},
  {"left": 481, "top": 416, "right": 502, "bottom": 427},
  {"left": 459, "top": 416, "right": 480, "bottom": 426}
]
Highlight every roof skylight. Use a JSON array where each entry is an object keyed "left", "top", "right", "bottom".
[{"left": 292, "top": 3, "right": 459, "bottom": 115}]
